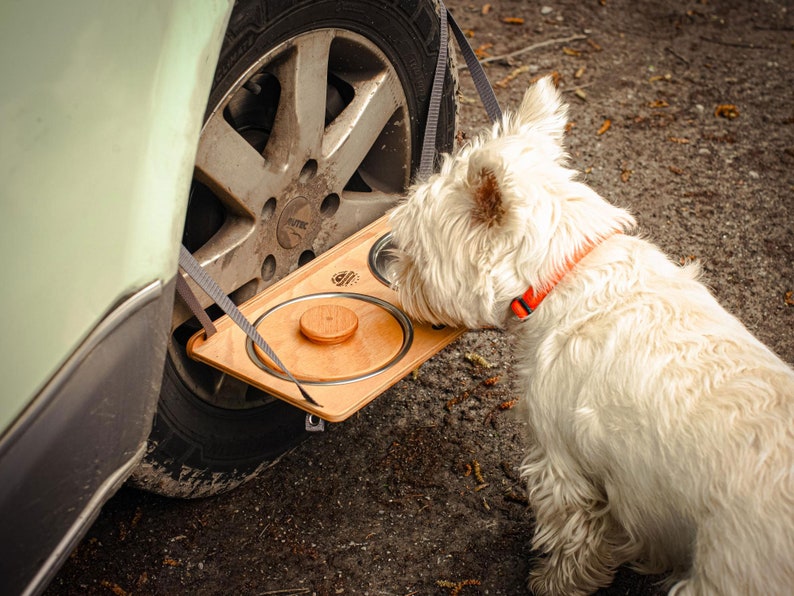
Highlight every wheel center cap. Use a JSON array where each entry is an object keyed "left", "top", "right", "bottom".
[{"left": 277, "top": 196, "right": 315, "bottom": 249}]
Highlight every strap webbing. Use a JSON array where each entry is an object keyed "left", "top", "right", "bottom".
[
  {"left": 418, "top": 6, "right": 448, "bottom": 180},
  {"left": 446, "top": 7, "right": 502, "bottom": 124},
  {"left": 419, "top": 1, "right": 502, "bottom": 179},
  {"left": 175, "top": 274, "right": 216, "bottom": 337},
  {"left": 178, "top": 246, "right": 321, "bottom": 407}
]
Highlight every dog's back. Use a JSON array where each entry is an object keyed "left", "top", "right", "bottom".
[{"left": 517, "top": 232, "right": 794, "bottom": 594}]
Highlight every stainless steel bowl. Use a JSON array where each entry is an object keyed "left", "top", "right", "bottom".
[{"left": 368, "top": 232, "right": 397, "bottom": 288}]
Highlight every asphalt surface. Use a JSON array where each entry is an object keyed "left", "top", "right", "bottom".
[{"left": 48, "top": 0, "right": 792, "bottom": 594}]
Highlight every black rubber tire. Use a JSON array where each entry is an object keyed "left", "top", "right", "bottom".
[{"left": 129, "top": 0, "right": 456, "bottom": 498}]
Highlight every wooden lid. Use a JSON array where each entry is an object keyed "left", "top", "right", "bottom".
[
  {"left": 299, "top": 304, "right": 358, "bottom": 344},
  {"left": 251, "top": 295, "right": 406, "bottom": 383}
]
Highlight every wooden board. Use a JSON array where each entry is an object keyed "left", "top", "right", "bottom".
[{"left": 187, "top": 216, "right": 465, "bottom": 422}]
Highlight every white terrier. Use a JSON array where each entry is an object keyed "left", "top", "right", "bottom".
[{"left": 388, "top": 77, "right": 794, "bottom": 595}]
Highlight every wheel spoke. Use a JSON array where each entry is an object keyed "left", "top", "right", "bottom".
[
  {"left": 194, "top": 116, "right": 286, "bottom": 216},
  {"left": 322, "top": 70, "right": 404, "bottom": 190},
  {"left": 265, "top": 32, "right": 332, "bottom": 164}
]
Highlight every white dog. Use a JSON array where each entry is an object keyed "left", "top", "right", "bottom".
[{"left": 388, "top": 77, "right": 794, "bottom": 595}]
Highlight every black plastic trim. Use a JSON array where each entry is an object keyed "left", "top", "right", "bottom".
[{"left": 0, "top": 279, "right": 174, "bottom": 596}]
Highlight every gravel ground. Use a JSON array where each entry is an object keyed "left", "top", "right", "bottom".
[{"left": 48, "top": 0, "right": 792, "bottom": 594}]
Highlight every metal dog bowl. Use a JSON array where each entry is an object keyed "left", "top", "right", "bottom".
[
  {"left": 246, "top": 292, "right": 413, "bottom": 385},
  {"left": 368, "top": 232, "right": 398, "bottom": 288}
]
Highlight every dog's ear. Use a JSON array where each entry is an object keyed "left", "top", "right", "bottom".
[
  {"left": 517, "top": 76, "right": 568, "bottom": 141},
  {"left": 467, "top": 164, "right": 505, "bottom": 228}
]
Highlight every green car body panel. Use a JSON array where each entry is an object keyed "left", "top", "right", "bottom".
[
  {"left": 0, "top": 3, "right": 236, "bottom": 593},
  {"left": 0, "top": 1, "right": 233, "bottom": 432}
]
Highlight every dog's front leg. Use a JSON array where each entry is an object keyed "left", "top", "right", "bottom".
[{"left": 522, "top": 444, "right": 620, "bottom": 595}]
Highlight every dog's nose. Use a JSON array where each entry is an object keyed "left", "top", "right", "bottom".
[{"left": 300, "top": 304, "right": 359, "bottom": 345}]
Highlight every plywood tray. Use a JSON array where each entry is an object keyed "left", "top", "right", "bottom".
[{"left": 187, "top": 216, "right": 465, "bottom": 422}]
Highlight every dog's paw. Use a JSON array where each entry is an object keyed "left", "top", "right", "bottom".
[{"left": 527, "top": 555, "right": 615, "bottom": 596}]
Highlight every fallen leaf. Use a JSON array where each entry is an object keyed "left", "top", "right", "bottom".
[
  {"left": 473, "top": 460, "right": 485, "bottom": 483},
  {"left": 574, "top": 65, "right": 586, "bottom": 78},
  {"left": 481, "top": 3, "right": 492, "bottom": 15},
  {"left": 496, "top": 64, "right": 530, "bottom": 88},
  {"left": 436, "top": 579, "right": 482, "bottom": 596},
  {"left": 649, "top": 99, "right": 670, "bottom": 108},
  {"left": 445, "top": 391, "right": 469, "bottom": 411},
  {"left": 587, "top": 38, "right": 603, "bottom": 51},
  {"left": 703, "top": 132, "right": 737, "bottom": 143},
  {"left": 465, "top": 352, "right": 493, "bottom": 368},
  {"left": 502, "top": 17, "right": 525, "bottom": 25},
  {"left": 785, "top": 291, "right": 794, "bottom": 306},
  {"left": 668, "top": 136, "right": 690, "bottom": 144},
  {"left": 669, "top": 165, "right": 685, "bottom": 175},
  {"left": 574, "top": 88, "right": 588, "bottom": 100},
  {"left": 505, "top": 490, "right": 530, "bottom": 505},
  {"left": 474, "top": 42, "right": 493, "bottom": 58},
  {"left": 100, "top": 581, "right": 128, "bottom": 596},
  {"left": 715, "top": 104, "right": 740, "bottom": 119},
  {"left": 597, "top": 119, "right": 612, "bottom": 135},
  {"left": 562, "top": 46, "right": 582, "bottom": 57},
  {"left": 131, "top": 507, "right": 143, "bottom": 528},
  {"left": 621, "top": 169, "right": 633, "bottom": 182}
]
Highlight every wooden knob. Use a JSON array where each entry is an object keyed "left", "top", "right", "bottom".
[{"left": 299, "top": 304, "right": 359, "bottom": 345}]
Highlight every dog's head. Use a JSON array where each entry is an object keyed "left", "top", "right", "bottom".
[{"left": 388, "top": 77, "right": 635, "bottom": 328}]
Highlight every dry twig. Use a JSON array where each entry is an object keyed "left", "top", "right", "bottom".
[{"left": 463, "top": 34, "right": 588, "bottom": 67}]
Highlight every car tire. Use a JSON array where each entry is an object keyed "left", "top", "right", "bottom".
[{"left": 129, "top": 0, "right": 457, "bottom": 498}]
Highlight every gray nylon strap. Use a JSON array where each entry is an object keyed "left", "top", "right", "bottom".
[
  {"left": 175, "top": 274, "right": 216, "bottom": 337},
  {"left": 419, "top": 2, "right": 502, "bottom": 179},
  {"left": 446, "top": 7, "right": 502, "bottom": 123},
  {"left": 178, "top": 246, "right": 321, "bottom": 407},
  {"left": 418, "top": 5, "right": 448, "bottom": 180}
]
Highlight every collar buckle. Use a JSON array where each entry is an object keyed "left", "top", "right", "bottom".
[{"left": 510, "top": 296, "right": 534, "bottom": 319}]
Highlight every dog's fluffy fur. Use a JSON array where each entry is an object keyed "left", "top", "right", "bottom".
[{"left": 388, "top": 77, "right": 794, "bottom": 595}]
